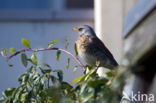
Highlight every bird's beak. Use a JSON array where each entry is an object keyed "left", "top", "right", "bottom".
[{"left": 72, "top": 27, "right": 79, "bottom": 31}]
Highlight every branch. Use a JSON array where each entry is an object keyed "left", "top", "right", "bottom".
[{"left": 1, "top": 47, "right": 85, "bottom": 71}]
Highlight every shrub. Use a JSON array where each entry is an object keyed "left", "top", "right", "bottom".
[{"left": 0, "top": 38, "right": 127, "bottom": 103}]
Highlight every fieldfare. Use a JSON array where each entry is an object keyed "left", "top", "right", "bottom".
[{"left": 73, "top": 25, "right": 118, "bottom": 69}]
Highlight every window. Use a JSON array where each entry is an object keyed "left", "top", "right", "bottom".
[
  {"left": 0, "top": 0, "right": 50, "bottom": 9},
  {"left": 0, "top": 0, "right": 94, "bottom": 21},
  {"left": 0, "top": 0, "right": 93, "bottom": 10},
  {"left": 66, "top": 0, "right": 94, "bottom": 9}
]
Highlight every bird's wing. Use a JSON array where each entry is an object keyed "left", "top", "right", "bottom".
[{"left": 89, "top": 36, "right": 118, "bottom": 67}]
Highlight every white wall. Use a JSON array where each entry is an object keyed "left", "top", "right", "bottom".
[
  {"left": 95, "top": 0, "right": 123, "bottom": 63},
  {"left": 0, "top": 21, "right": 93, "bottom": 95}
]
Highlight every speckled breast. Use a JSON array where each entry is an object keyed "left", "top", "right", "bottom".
[{"left": 76, "top": 35, "right": 96, "bottom": 66}]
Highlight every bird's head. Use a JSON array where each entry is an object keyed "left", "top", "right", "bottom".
[{"left": 72, "top": 25, "right": 96, "bottom": 36}]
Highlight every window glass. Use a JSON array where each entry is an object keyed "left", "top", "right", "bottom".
[
  {"left": 0, "top": 0, "right": 94, "bottom": 10},
  {"left": 65, "top": 0, "right": 94, "bottom": 9},
  {"left": 0, "top": 0, "right": 50, "bottom": 9}
]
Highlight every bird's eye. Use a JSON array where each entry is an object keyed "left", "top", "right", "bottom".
[{"left": 79, "top": 28, "right": 83, "bottom": 31}]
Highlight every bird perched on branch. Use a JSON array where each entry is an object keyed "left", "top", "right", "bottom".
[{"left": 73, "top": 25, "right": 118, "bottom": 70}]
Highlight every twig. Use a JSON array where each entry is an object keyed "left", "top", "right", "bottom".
[{"left": 0, "top": 47, "right": 85, "bottom": 71}]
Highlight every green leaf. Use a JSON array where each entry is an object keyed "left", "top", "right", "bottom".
[
  {"left": 30, "top": 53, "right": 37, "bottom": 65},
  {"left": 20, "top": 92, "right": 28, "bottom": 103},
  {"left": 48, "top": 40, "right": 58, "bottom": 48},
  {"left": 1, "top": 49, "right": 7, "bottom": 56},
  {"left": 18, "top": 73, "right": 29, "bottom": 84},
  {"left": 96, "top": 60, "right": 100, "bottom": 67},
  {"left": 85, "top": 69, "right": 97, "bottom": 80},
  {"left": 45, "top": 87, "right": 60, "bottom": 101},
  {"left": 57, "top": 70, "right": 63, "bottom": 82},
  {"left": 65, "top": 39, "right": 69, "bottom": 49},
  {"left": 40, "top": 76, "right": 47, "bottom": 85},
  {"left": 80, "top": 87, "right": 94, "bottom": 102},
  {"left": 40, "top": 68, "right": 52, "bottom": 74},
  {"left": 21, "top": 53, "right": 28, "bottom": 67},
  {"left": 87, "top": 78, "right": 108, "bottom": 88},
  {"left": 21, "top": 38, "right": 31, "bottom": 48},
  {"left": 56, "top": 51, "right": 61, "bottom": 61},
  {"left": 3, "top": 49, "right": 7, "bottom": 55},
  {"left": 2, "top": 88, "right": 16, "bottom": 98},
  {"left": 27, "top": 66, "right": 36, "bottom": 73},
  {"left": 66, "top": 58, "right": 70, "bottom": 69},
  {"left": 53, "top": 70, "right": 63, "bottom": 82},
  {"left": 74, "top": 43, "right": 78, "bottom": 56},
  {"left": 62, "top": 82, "right": 72, "bottom": 90},
  {"left": 37, "top": 63, "right": 52, "bottom": 69},
  {"left": 0, "top": 97, "right": 5, "bottom": 102},
  {"left": 42, "top": 63, "right": 51, "bottom": 68},
  {"left": 71, "top": 75, "right": 86, "bottom": 84},
  {"left": 51, "top": 75, "right": 58, "bottom": 84},
  {"left": 8, "top": 64, "right": 13, "bottom": 67},
  {"left": 106, "top": 72, "right": 114, "bottom": 77},
  {"left": 9, "top": 48, "right": 15, "bottom": 53}
]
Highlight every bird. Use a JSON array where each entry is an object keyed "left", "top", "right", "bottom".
[{"left": 73, "top": 25, "right": 118, "bottom": 70}]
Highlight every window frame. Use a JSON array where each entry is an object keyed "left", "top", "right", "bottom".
[{"left": 0, "top": 9, "right": 93, "bottom": 21}]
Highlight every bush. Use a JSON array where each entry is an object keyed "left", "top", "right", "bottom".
[{"left": 0, "top": 38, "right": 126, "bottom": 103}]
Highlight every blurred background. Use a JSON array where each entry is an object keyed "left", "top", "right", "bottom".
[{"left": 0, "top": 0, "right": 139, "bottom": 95}]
